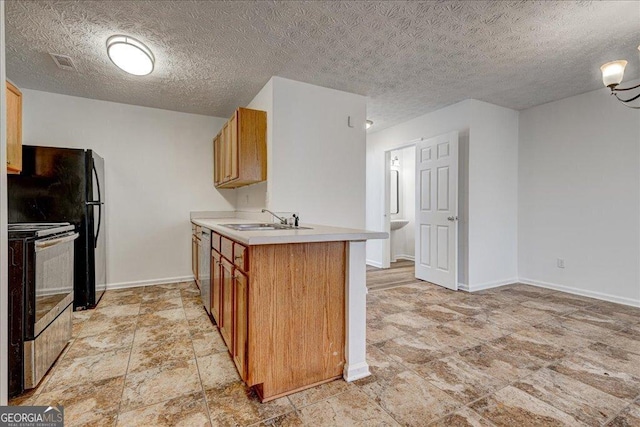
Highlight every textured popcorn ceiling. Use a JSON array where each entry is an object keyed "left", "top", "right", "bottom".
[{"left": 5, "top": 1, "right": 640, "bottom": 130}]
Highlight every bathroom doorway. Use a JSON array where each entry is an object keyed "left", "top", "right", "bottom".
[{"left": 383, "top": 145, "right": 416, "bottom": 269}]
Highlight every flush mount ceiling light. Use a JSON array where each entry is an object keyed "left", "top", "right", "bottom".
[
  {"left": 600, "top": 45, "right": 640, "bottom": 109},
  {"left": 366, "top": 120, "right": 374, "bottom": 129},
  {"left": 106, "top": 35, "right": 154, "bottom": 76}
]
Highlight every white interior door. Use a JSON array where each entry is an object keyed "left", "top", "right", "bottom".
[{"left": 415, "top": 132, "right": 458, "bottom": 290}]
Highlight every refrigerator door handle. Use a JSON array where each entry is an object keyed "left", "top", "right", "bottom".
[{"left": 91, "top": 162, "right": 103, "bottom": 249}]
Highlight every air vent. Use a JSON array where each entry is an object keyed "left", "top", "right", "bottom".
[{"left": 49, "top": 53, "right": 76, "bottom": 71}]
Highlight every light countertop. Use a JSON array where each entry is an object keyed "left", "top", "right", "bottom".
[{"left": 192, "top": 217, "right": 388, "bottom": 245}]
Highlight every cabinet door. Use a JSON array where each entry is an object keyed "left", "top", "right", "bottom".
[
  {"left": 211, "top": 250, "right": 222, "bottom": 325},
  {"left": 213, "top": 136, "right": 221, "bottom": 185},
  {"left": 223, "top": 123, "right": 232, "bottom": 182},
  {"left": 233, "top": 269, "right": 248, "bottom": 379},
  {"left": 229, "top": 111, "right": 239, "bottom": 181},
  {"left": 6, "top": 81, "right": 22, "bottom": 174},
  {"left": 192, "top": 234, "right": 199, "bottom": 286},
  {"left": 219, "top": 258, "right": 234, "bottom": 349}
]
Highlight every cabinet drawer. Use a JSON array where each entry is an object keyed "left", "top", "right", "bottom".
[
  {"left": 233, "top": 242, "right": 248, "bottom": 272},
  {"left": 212, "top": 232, "right": 221, "bottom": 252},
  {"left": 221, "top": 236, "right": 234, "bottom": 261}
]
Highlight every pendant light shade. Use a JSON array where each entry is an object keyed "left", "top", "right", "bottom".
[
  {"left": 106, "top": 35, "right": 154, "bottom": 76},
  {"left": 600, "top": 60, "right": 627, "bottom": 87}
]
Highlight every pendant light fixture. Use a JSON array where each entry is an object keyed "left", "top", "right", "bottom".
[
  {"left": 106, "top": 35, "right": 155, "bottom": 76},
  {"left": 600, "top": 45, "right": 640, "bottom": 109}
]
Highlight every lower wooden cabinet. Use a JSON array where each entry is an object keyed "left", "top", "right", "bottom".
[
  {"left": 233, "top": 269, "right": 248, "bottom": 379},
  {"left": 211, "top": 251, "right": 222, "bottom": 324},
  {"left": 204, "top": 230, "right": 346, "bottom": 403},
  {"left": 219, "top": 258, "right": 234, "bottom": 348}
]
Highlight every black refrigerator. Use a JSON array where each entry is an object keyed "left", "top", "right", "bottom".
[{"left": 8, "top": 146, "right": 106, "bottom": 310}]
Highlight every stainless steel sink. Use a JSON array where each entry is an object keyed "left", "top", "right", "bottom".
[{"left": 221, "top": 223, "right": 312, "bottom": 231}]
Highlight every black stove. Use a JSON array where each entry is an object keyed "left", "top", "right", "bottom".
[{"left": 8, "top": 222, "right": 75, "bottom": 239}]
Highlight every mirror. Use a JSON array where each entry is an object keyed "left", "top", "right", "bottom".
[{"left": 390, "top": 170, "right": 399, "bottom": 214}]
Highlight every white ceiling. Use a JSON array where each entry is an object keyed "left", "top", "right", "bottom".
[{"left": 5, "top": 1, "right": 640, "bottom": 130}]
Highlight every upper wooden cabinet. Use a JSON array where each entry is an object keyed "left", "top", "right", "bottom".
[
  {"left": 6, "top": 81, "right": 22, "bottom": 174},
  {"left": 214, "top": 107, "right": 266, "bottom": 189}
]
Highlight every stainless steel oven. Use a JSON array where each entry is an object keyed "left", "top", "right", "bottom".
[{"left": 7, "top": 223, "right": 77, "bottom": 397}]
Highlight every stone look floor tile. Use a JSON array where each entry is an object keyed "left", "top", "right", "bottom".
[
  {"left": 607, "top": 403, "right": 640, "bottom": 427},
  {"left": 446, "top": 316, "right": 510, "bottom": 342},
  {"left": 596, "top": 327, "right": 640, "bottom": 356},
  {"left": 471, "top": 385, "right": 580, "bottom": 426},
  {"left": 287, "top": 379, "right": 354, "bottom": 409},
  {"left": 513, "top": 320, "right": 596, "bottom": 352},
  {"left": 64, "top": 327, "right": 135, "bottom": 359},
  {"left": 11, "top": 278, "right": 640, "bottom": 427},
  {"left": 121, "top": 358, "right": 202, "bottom": 411},
  {"left": 549, "top": 343, "right": 640, "bottom": 400},
  {"left": 375, "top": 334, "right": 450, "bottom": 369},
  {"left": 128, "top": 334, "right": 196, "bottom": 372},
  {"left": 513, "top": 368, "right": 628, "bottom": 426},
  {"left": 489, "top": 332, "right": 568, "bottom": 365},
  {"left": 42, "top": 346, "right": 131, "bottom": 392},
  {"left": 563, "top": 310, "right": 627, "bottom": 332},
  {"left": 519, "top": 299, "right": 580, "bottom": 316},
  {"left": 414, "top": 305, "right": 467, "bottom": 323},
  {"left": 355, "top": 345, "right": 406, "bottom": 399},
  {"left": 34, "top": 376, "right": 124, "bottom": 427},
  {"left": 251, "top": 411, "right": 304, "bottom": 426},
  {"left": 416, "top": 355, "right": 505, "bottom": 404},
  {"left": 192, "top": 331, "right": 228, "bottom": 357},
  {"left": 206, "top": 381, "right": 294, "bottom": 426},
  {"left": 296, "top": 388, "right": 399, "bottom": 426},
  {"left": 365, "top": 370, "right": 463, "bottom": 426},
  {"left": 77, "top": 314, "right": 138, "bottom": 339},
  {"left": 139, "top": 296, "right": 183, "bottom": 314},
  {"left": 116, "top": 391, "right": 211, "bottom": 427},
  {"left": 428, "top": 407, "right": 495, "bottom": 427},
  {"left": 457, "top": 343, "right": 543, "bottom": 383},
  {"left": 197, "top": 352, "right": 240, "bottom": 390}
]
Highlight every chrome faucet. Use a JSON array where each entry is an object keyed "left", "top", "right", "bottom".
[{"left": 262, "top": 209, "right": 288, "bottom": 225}]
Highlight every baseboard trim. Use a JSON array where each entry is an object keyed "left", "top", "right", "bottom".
[
  {"left": 366, "top": 259, "right": 383, "bottom": 268},
  {"left": 464, "top": 278, "right": 519, "bottom": 293},
  {"left": 343, "top": 362, "right": 371, "bottom": 382},
  {"left": 395, "top": 255, "right": 415, "bottom": 262},
  {"left": 106, "top": 275, "right": 194, "bottom": 291},
  {"left": 519, "top": 278, "right": 640, "bottom": 308}
]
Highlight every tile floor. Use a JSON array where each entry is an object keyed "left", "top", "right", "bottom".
[{"left": 9, "top": 275, "right": 640, "bottom": 426}]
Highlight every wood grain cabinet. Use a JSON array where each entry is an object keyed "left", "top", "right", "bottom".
[
  {"left": 219, "top": 257, "right": 234, "bottom": 348},
  {"left": 203, "top": 230, "right": 346, "bottom": 403},
  {"left": 6, "top": 81, "right": 22, "bottom": 174},
  {"left": 211, "top": 250, "right": 222, "bottom": 324},
  {"left": 213, "top": 107, "right": 266, "bottom": 189}
]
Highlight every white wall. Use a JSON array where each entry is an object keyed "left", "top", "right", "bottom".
[
  {"left": 238, "top": 77, "right": 367, "bottom": 229},
  {"left": 21, "top": 90, "right": 229, "bottom": 287},
  {"left": 468, "top": 100, "right": 519, "bottom": 288},
  {"left": 366, "top": 99, "right": 519, "bottom": 290},
  {"left": 519, "top": 85, "right": 640, "bottom": 305}
]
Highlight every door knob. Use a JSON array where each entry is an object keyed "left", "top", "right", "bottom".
[{"left": 447, "top": 216, "right": 458, "bottom": 221}]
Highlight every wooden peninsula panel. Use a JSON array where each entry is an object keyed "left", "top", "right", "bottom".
[{"left": 248, "top": 241, "right": 346, "bottom": 401}]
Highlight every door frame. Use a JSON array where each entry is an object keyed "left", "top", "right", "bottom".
[{"left": 382, "top": 139, "right": 422, "bottom": 269}]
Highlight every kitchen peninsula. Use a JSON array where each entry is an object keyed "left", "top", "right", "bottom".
[{"left": 191, "top": 215, "right": 387, "bottom": 402}]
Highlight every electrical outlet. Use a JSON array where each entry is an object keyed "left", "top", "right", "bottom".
[{"left": 557, "top": 258, "right": 565, "bottom": 269}]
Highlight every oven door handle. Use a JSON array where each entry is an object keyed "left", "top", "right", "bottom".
[{"left": 35, "top": 232, "right": 79, "bottom": 251}]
